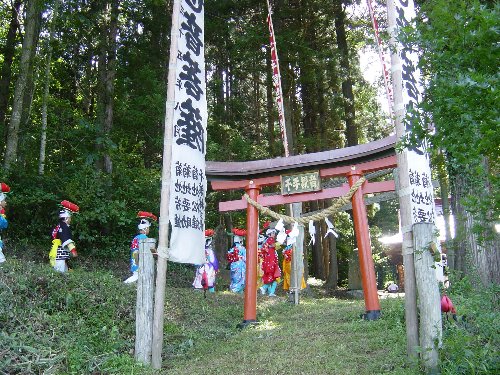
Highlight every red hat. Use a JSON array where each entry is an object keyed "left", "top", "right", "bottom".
[
  {"left": 205, "top": 229, "right": 214, "bottom": 237},
  {"left": 0, "top": 183, "right": 10, "bottom": 193},
  {"left": 60, "top": 200, "right": 79, "bottom": 213},
  {"left": 232, "top": 228, "right": 247, "bottom": 236},
  {"left": 0, "top": 182, "right": 10, "bottom": 202},
  {"left": 137, "top": 211, "right": 158, "bottom": 221}
]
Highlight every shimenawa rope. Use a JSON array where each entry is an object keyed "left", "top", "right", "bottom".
[{"left": 242, "top": 176, "right": 366, "bottom": 225}]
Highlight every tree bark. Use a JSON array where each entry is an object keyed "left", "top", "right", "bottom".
[
  {"left": 0, "top": 0, "right": 21, "bottom": 142},
  {"left": 96, "top": 0, "right": 119, "bottom": 174},
  {"left": 3, "top": 0, "right": 43, "bottom": 170},
  {"left": 325, "top": 217, "right": 339, "bottom": 289},
  {"left": 453, "top": 168, "right": 500, "bottom": 286},
  {"left": 333, "top": 0, "right": 357, "bottom": 146},
  {"left": 310, "top": 201, "right": 325, "bottom": 279}
]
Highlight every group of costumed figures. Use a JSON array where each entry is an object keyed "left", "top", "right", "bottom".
[
  {"left": 225, "top": 222, "right": 306, "bottom": 296},
  {"left": 0, "top": 180, "right": 302, "bottom": 296}
]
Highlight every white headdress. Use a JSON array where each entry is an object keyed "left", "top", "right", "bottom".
[{"left": 138, "top": 218, "right": 151, "bottom": 230}]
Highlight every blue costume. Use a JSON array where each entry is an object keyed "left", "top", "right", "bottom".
[
  {"left": 124, "top": 215, "right": 155, "bottom": 284},
  {"left": 0, "top": 210, "right": 8, "bottom": 263},
  {"left": 227, "top": 238, "right": 246, "bottom": 293},
  {"left": 130, "top": 233, "right": 148, "bottom": 274}
]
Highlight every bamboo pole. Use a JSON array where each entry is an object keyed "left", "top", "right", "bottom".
[
  {"left": 135, "top": 238, "right": 156, "bottom": 365},
  {"left": 151, "top": 0, "right": 181, "bottom": 368}
]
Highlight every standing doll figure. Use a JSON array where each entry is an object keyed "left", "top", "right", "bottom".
[
  {"left": 281, "top": 236, "right": 307, "bottom": 292},
  {"left": 227, "top": 229, "right": 247, "bottom": 293},
  {"left": 259, "top": 228, "right": 281, "bottom": 297},
  {"left": 124, "top": 211, "right": 157, "bottom": 284},
  {"left": 193, "top": 229, "right": 219, "bottom": 292},
  {"left": 0, "top": 182, "right": 11, "bottom": 263},
  {"left": 49, "top": 200, "right": 79, "bottom": 273}
]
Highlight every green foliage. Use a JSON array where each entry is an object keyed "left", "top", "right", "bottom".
[
  {"left": 1, "top": 257, "right": 417, "bottom": 374},
  {"left": 439, "top": 275, "right": 500, "bottom": 374},
  {"left": 1, "top": 148, "right": 161, "bottom": 260},
  {"left": 402, "top": 0, "right": 499, "bottom": 228}
]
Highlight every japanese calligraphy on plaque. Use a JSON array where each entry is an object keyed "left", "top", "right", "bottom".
[
  {"left": 168, "top": 0, "right": 206, "bottom": 265},
  {"left": 281, "top": 171, "right": 321, "bottom": 195},
  {"left": 394, "top": 0, "right": 436, "bottom": 224}
]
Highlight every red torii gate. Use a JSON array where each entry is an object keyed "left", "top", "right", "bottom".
[{"left": 206, "top": 136, "right": 398, "bottom": 323}]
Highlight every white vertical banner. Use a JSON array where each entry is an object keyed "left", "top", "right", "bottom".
[
  {"left": 392, "top": 0, "right": 435, "bottom": 224},
  {"left": 168, "top": 0, "right": 206, "bottom": 264}
]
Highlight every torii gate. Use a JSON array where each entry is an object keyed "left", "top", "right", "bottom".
[{"left": 206, "top": 135, "right": 398, "bottom": 323}]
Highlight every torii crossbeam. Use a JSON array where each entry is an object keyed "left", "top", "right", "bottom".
[{"left": 206, "top": 135, "right": 398, "bottom": 322}]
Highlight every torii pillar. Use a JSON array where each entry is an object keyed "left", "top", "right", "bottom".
[
  {"left": 241, "top": 180, "right": 259, "bottom": 326},
  {"left": 348, "top": 167, "right": 381, "bottom": 320}
]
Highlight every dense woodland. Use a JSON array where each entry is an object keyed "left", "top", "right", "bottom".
[{"left": 0, "top": 0, "right": 498, "bottom": 289}]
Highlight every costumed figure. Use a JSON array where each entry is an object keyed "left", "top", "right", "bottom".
[
  {"left": 193, "top": 229, "right": 220, "bottom": 293},
  {"left": 49, "top": 200, "right": 79, "bottom": 273},
  {"left": 124, "top": 211, "right": 157, "bottom": 283},
  {"left": 257, "top": 221, "right": 271, "bottom": 289},
  {"left": 259, "top": 228, "right": 281, "bottom": 297},
  {"left": 0, "top": 183, "right": 11, "bottom": 263},
  {"left": 282, "top": 233, "right": 307, "bottom": 292},
  {"left": 226, "top": 228, "right": 247, "bottom": 293},
  {"left": 257, "top": 233, "right": 266, "bottom": 289}
]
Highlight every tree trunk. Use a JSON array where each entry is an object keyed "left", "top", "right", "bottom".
[
  {"left": 265, "top": 53, "right": 277, "bottom": 157},
  {"left": 3, "top": 0, "right": 43, "bottom": 170},
  {"left": 333, "top": 0, "right": 357, "bottom": 146},
  {"left": 310, "top": 201, "right": 325, "bottom": 279},
  {"left": 325, "top": 218, "right": 339, "bottom": 289},
  {"left": 0, "top": 0, "right": 21, "bottom": 142},
  {"left": 96, "top": 0, "right": 119, "bottom": 174},
  {"left": 453, "top": 169, "right": 500, "bottom": 286},
  {"left": 39, "top": 0, "right": 61, "bottom": 175}
]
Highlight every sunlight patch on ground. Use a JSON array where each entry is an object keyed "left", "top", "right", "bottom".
[{"left": 254, "top": 320, "right": 279, "bottom": 332}]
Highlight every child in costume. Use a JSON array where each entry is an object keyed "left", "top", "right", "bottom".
[
  {"left": 49, "top": 200, "right": 79, "bottom": 273},
  {"left": 259, "top": 228, "right": 281, "bottom": 297},
  {"left": 0, "top": 182, "right": 11, "bottom": 263},
  {"left": 226, "top": 228, "right": 247, "bottom": 293},
  {"left": 124, "top": 211, "right": 157, "bottom": 283},
  {"left": 193, "top": 229, "right": 219, "bottom": 292}
]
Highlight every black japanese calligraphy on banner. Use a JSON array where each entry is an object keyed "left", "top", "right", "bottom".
[
  {"left": 169, "top": 0, "right": 206, "bottom": 264},
  {"left": 394, "top": 0, "right": 436, "bottom": 224}
]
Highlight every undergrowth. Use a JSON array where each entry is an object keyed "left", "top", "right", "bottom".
[{"left": 0, "top": 256, "right": 498, "bottom": 374}]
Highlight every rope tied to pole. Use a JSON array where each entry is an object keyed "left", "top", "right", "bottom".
[{"left": 243, "top": 176, "right": 366, "bottom": 225}]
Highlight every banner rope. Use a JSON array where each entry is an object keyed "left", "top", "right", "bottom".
[{"left": 243, "top": 176, "right": 366, "bottom": 225}]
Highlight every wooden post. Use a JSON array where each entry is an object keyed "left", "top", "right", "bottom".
[
  {"left": 151, "top": 0, "right": 181, "bottom": 369},
  {"left": 291, "top": 202, "right": 304, "bottom": 304},
  {"left": 135, "top": 238, "right": 156, "bottom": 365},
  {"left": 393, "top": 169, "right": 419, "bottom": 359},
  {"left": 413, "top": 223, "right": 442, "bottom": 374},
  {"left": 242, "top": 181, "right": 259, "bottom": 325},
  {"left": 347, "top": 169, "right": 381, "bottom": 319}
]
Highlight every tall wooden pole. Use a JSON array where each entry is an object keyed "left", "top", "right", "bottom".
[
  {"left": 242, "top": 182, "right": 259, "bottom": 325},
  {"left": 387, "top": 0, "right": 419, "bottom": 360},
  {"left": 151, "top": 0, "right": 181, "bottom": 368}
]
